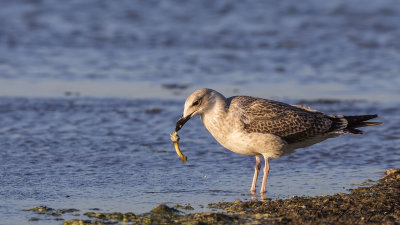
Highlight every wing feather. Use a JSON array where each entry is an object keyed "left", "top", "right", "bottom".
[{"left": 228, "top": 96, "right": 333, "bottom": 143}]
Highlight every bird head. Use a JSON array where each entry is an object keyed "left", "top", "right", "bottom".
[{"left": 175, "top": 88, "right": 216, "bottom": 132}]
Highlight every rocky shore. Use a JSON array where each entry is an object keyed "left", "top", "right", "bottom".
[{"left": 25, "top": 168, "right": 399, "bottom": 225}]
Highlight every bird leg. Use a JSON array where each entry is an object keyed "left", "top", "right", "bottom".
[
  {"left": 260, "top": 157, "right": 270, "bottom": 194},
  {"left": 250, "top": 155, "right": 261, "bottom": 193}
]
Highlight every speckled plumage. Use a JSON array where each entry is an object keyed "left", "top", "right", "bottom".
[
  {"left": 227, "top": 96, "right": 337, "bottom": 144},
  {"left": 176, "top": 88, "right": 380, "bottom": 194}
]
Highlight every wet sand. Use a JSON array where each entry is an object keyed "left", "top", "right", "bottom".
[{"left": 25, "top": 168, "right": 399, "bottom": 225}]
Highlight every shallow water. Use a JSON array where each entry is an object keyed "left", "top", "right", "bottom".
[
  {"left": 0, "top": 0, "right": 399, "bottom": 224},
  {"left": 1, "top": 98, "right": 398, "bottom": 224}
]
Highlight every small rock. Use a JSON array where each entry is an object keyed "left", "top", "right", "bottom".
[
  {"left": 56, "top": 208, "right": 80, "bottom": 214},
  {"left": 24, "top": 206, "right": 53, "bottom": 213},
  {"left": 63, "top": 220, "right": 96, "bottom": 225},
  {"left": 385, "top": 168, "right": 399, "bottom": 176},
  {"left": 88, "top": 208, "right": 100, "bottom": 211},
  {"left": 162, "top": 84, "right": 189, "bottom": 90},
  {"left": 151, "top": 204, "right": 179, "bottom": 214},
  {"left": 28, "top": 217, "right": 40, "bottom": 221},
  {"left": 145, "top": 108, "right": 163, "bottom": 114},
  {"left": 181, "top": 204, "right": 194, "bottom": 210}
]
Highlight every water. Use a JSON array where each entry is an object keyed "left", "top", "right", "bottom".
[{"left": 0, "top": 0, "right": 399, "bottom": 224}]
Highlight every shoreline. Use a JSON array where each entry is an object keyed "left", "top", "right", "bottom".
[{"left": 24, "top": 168, "right": 400, "bottom": 224}]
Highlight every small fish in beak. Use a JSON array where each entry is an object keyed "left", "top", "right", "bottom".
[{"left": 170, "top": 131, "right": 187, "bottom": 163}]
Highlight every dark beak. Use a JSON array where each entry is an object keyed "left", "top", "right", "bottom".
[{"left": 175, "top": 114, "right": 191, "bottom": 132}]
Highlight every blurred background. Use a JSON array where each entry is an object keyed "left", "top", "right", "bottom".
[
  {"left": 0, "top": 0, "right": 399, "bottom": 100},
  {"left": 0, "top": 0, "right": 399, "bottom": 224}
]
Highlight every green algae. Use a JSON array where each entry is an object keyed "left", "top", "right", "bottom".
[
  {"left": 63, "top": 220, "right": 105, "bottom": 225},
  {"left": 84, "top": 211, "right": 136, "bottom": 223},
  {"left": 23, "top": 206, "right": 54, "bottom": 213},
  {"left": 24, "top": 206, "right": 80, "bottom": 215},
  {"left": 23, "top": 206, "right": 80, "bottom": 223},
  {"left": 209, "top": 168, "right": 400, "bottom": 224},
  {"left": 151, "top": 204, "right": 179, "bottom": 214},
  {"left": 174, "top": 204, "right": 195, "bottom": 211},
  {"left": 24, "top": 168, "right": 400, "bottom": 224}
]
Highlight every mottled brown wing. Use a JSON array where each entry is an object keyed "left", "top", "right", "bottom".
[{"left": 228, "top": 96, "right": 333, "bottom": 143}]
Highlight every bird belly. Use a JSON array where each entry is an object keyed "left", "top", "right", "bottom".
[
  {"left": 215, "top": 131, "right": 289, "bottom": 158},
  {"left": 201, "top": 113, "right": 288, "bottom": 158}
]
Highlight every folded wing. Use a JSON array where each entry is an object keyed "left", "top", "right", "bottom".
[{"left": 228, "top": 96, "right": 336, "bottom": 144}]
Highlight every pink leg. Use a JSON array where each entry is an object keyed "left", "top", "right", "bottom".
[
  {"left": 260, "top": 157, "right": 270, "bottom": 194},
  {"left": 250, "top": 156, "right": 261, "bottom": 193}
]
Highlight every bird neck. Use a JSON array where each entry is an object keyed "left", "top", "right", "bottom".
[
  {"left": 204, "top": 91, "right": 227, "bottom": 118},
  {"left": 200, "top": 93, "right": 229, "bottom": 141}
]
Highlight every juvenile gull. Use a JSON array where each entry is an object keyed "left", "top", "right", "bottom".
[{"left": 174, "top": 88, "right": 381, "bottom": 194}]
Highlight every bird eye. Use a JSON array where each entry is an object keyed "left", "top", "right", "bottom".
[{"left": 192, "top": 100, "right": 199, "bottom": 106}]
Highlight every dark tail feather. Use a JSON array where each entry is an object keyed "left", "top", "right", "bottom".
[
  {"left": 345, "top": 114, "right": 381, "bottom": 127},
  {"left": 343, "top": 114, "right": 382, "bottom": 134}
]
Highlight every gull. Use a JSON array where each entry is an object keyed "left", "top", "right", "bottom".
[{"left": 174, "top": 88, "right": 381, "bottom": 194}]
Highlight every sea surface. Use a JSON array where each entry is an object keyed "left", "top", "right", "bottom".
[{"left": 0, "top": 0, "right": 399, "bottom": 224}]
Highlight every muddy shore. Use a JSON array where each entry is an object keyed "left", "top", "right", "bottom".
[{"left": 25, "top": 168, "right": 399, "bottom": 225}]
